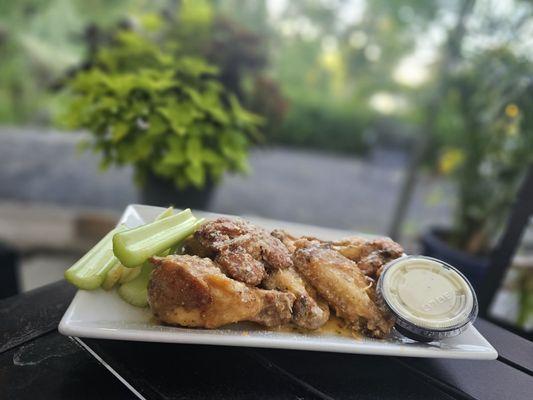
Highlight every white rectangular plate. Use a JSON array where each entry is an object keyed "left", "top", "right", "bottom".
[{"left": 59, "top": 204, "right": 498, "bottom": 360}]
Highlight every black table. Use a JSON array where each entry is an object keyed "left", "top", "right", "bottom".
[{"left": 2, "top": 281, "right": 532, "bottom": 400}]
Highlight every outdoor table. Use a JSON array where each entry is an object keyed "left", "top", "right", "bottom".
[{"left": 1, "top": 280, "right": 532, "bottom": 400}]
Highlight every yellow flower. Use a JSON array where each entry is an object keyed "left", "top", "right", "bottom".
[
  {"left": 439, "top": 148, "right": 465, "bottom": 175},
  {"left": 321, "top": 51, "right": 342, "bottom": 72},
  {"left": 505, "top": 103, "right": 519, "bottom": 118}
]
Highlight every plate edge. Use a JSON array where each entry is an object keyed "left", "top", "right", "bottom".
[{"left": 57, "top": 320, "right": 499, "bottom": 360}]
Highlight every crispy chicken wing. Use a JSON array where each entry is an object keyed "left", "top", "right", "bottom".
[
  {"left": 191, "top": 218, "right": 293, "bottom": 286},
  {"left": 267, "top": 230, "right": 330, "bottom": 329},
  {"left": 263, "top": 267, "right": 330, "bottom": 330},
  {"left": 182, "top": 236, "right": 213, "bottom": 258},
  {"left": 271, "top": 229, "right": 321, "bottom": 253},
  {"left": 273, "top": 230, "right": 403, "bottom": 280},
  {"left": 331, "top": 237, "right": 403, "bottom": 279},
  {"left": 148, "top": 255, "right": 295, "bottom": 329},
  {"left": 293, "top": 245, "right": 395, "bottom": 338}
]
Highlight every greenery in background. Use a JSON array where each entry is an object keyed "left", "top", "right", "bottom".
[
  {"left": 151, "top": 1, "right": 288, "bottom": 141},
  {"left": 518, "top": 269, "right": 533, "bottom": 328},
  {"left": 1, "top": 0, "right": 531, "bottom": 157},
  {"left": 0, "top": 0, "right": 441, "bottom": 155},
  {"left": 0, "top": 0, "right": 149, "bottom": 124},
  {"left": 259, "top": 0, "right": 438, "bottom": 153},
  {"left": 276, "top": 100, "right": 372, "bottom": 153},
  {"left": 2, "top": 0, "right": 532, "bottom": 199},
  {"left": 60, "top": 17, "right": 261, "bottom": 189},
  {"left": 435, "top": 48, "right": 533, "bottom": 255}
]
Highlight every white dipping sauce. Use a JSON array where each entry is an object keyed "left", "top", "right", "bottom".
[{"left": 378, "top": 256, "right": 477, "bottom": 340}]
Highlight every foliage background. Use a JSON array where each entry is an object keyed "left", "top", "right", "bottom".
[
  {"left": 60, "top": 25, "right": 261, "bottom": 189},
  {"left": 1, "top": 0, "right": 532, "bottom": 251},
  {"left": 1, "top": 0, "right": 531, "bottom": 154}
]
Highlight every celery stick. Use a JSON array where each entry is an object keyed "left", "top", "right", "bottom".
[
  {"left": 101, "top": 263, "right": 124, "bottom": 290},
  {"left": 117, "top": 262, "right": 154, "bottom": 307},
  {"left": 119, "top": 265, "right": 141, "bottom": 283},
  {"left": 113, "top": 209, "right": 201, "bottom": 267},
  {"left": 155, "top": 206, "right": 174, "bottom": 221},
  {"left": 109, "top": 209, "right": 171, "bottom": 287},
  {"left": 65, "top": 225, "right": 126, "bottom": 290}
]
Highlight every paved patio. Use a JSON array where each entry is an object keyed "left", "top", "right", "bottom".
[{"left": 0, "top": 127, "right": 452, "bottom": 234}]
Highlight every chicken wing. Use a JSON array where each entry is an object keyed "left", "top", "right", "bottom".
[
  {"left": 271, "top": 229, "right": 321, "bottom": 253},
  {"left": 293, "top": 244, "right": 395, "bottom": 338},
  {"left": 267, "top": 230, "right": 330, "bottom": 329},
  {"left": 191, "top": 218, "right": 293, "bottom": 286},
  {"left": 263, "top": 267, "right": 330, "bottom": 330},
  {"left": 331, "top": 237, "right": 403, "bottom": 279},
  {"left": 148, "top": 255, "right": 295, "bottom": 329},
  {"left": 273, "top": 230, "right": 403, "bottom": 280},
  {"left": 182, "top": 236, "right": 213, "bottom": 258}
]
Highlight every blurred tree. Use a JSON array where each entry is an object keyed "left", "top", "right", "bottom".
[
  {"left": 0, "top": 0, "right": 147, "bottom": 123},
  {"left": 437, "top": 47, "right": 533, "bottom": 254},
  {"left": 389, "top": 0, "right": 474, "bottom": 240},
  {"left": 0, "top": 0, "right": 286, "bottom": 135},
  {"left": 213, "top": 0, "right": 270, "bottom": 37},
  {"left": 168, "top": 0, "right": 286, "bottom": 140},
  {"left": 340, "top": 0, "right": 439, "bottom": 99},
  {"left": 390, "top": 0, "right": 533, "bottom": 248},
  {"left": 2, "top": 0, "right": 531, "bottom": 167},
  {"left": 247, "top": 0, "right": 446, "bottom": 153}
]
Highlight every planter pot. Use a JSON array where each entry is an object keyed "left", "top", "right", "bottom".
[
  {"left": 140, "top": 173, "right": 215, "bottom": 210},
  {"left": 420, "top": 227, "right": 489, "bottom": 291}
]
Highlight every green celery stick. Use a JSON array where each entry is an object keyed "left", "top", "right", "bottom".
[
  {"left": 153, "top": 206, "right": 174, "bottom": 256},
  {"left": 155, "top": 206, "right": 174, "bottom": 220},
  {"left": 104, "top": 207, "right": 172, "bottom": 287},
  {"left": 117, "top": 262, "right": 155, "bottom": 307},
  {"left": 113, "top": 209, "right": 202, "bottom": 267},
  {"left": 65, "top": 225, "right": 126, "bottom": 290},
  {"left": 106, "top": 207, "right": 174, "bottom": 287}
]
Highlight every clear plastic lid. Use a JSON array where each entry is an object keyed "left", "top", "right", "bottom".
[{"left": 377, "top": 256, "right": 478, "bottom": 341}]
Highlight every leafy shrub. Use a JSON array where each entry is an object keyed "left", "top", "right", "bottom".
[
  {"left": 434, "top": 48, "right": 533, "bottom": 254},
  {"left": 165, "top": 8, "right": 287, "bottom": 141},
  {"left": 272, "top": 99, "right": 373, "bottom": 154},
  {"left": 60, "top": 28, "right": 261, "bottom": 189}
]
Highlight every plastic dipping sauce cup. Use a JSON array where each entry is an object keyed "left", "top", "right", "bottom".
[{"left": 377, "top": 255, "right": 478, "bottom": 342}]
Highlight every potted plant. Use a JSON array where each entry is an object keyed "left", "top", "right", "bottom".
[
  {"left": 421, "top": 48, "right": 533, "bottom": 288},
  {"left": 58, "top": 22, "right": 261, "bottom": 209}
]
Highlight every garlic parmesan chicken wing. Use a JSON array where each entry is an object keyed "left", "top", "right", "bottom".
[
  {"left": 267, "top": 230, "right": 330, "bottom": 329},
  {"left": 171, "top": 219, "right": 401, "bottom": 337},
  {"left": 331, "top": 237, "right": 403, "bottom": 279},
  {"left": 148, "top": 255, "right": 295, "bottom": 328},
  {"left": 271, "top": 229, "right": 322, "bottom": 253},
  {"left": 272, "top": 230, "right": 403, "bottom": 280},
  {"left": 293, "top": 245, "right": 395, "bottom": 338},
  {"left": 263, "top": 267, "right": 330, "bottom": 330},
  {"left": 190, "top": 218, "right": 293, "bottom": 286},
  {"left": 148, "top": 255, "right": 295, "bottom": 329}
]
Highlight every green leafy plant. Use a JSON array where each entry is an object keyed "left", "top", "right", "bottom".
[
  {"left": 435, "top": 48, "right": 533, "bottom": 255},
  {"left": 59, "top": 27, "right": 261, "bottom": 189},
  {"left": 159, "top": 3, "right": 286, "bottom": 141},
  {"left": 275, "top": 98, "right": 373, "bottom": 154}
]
